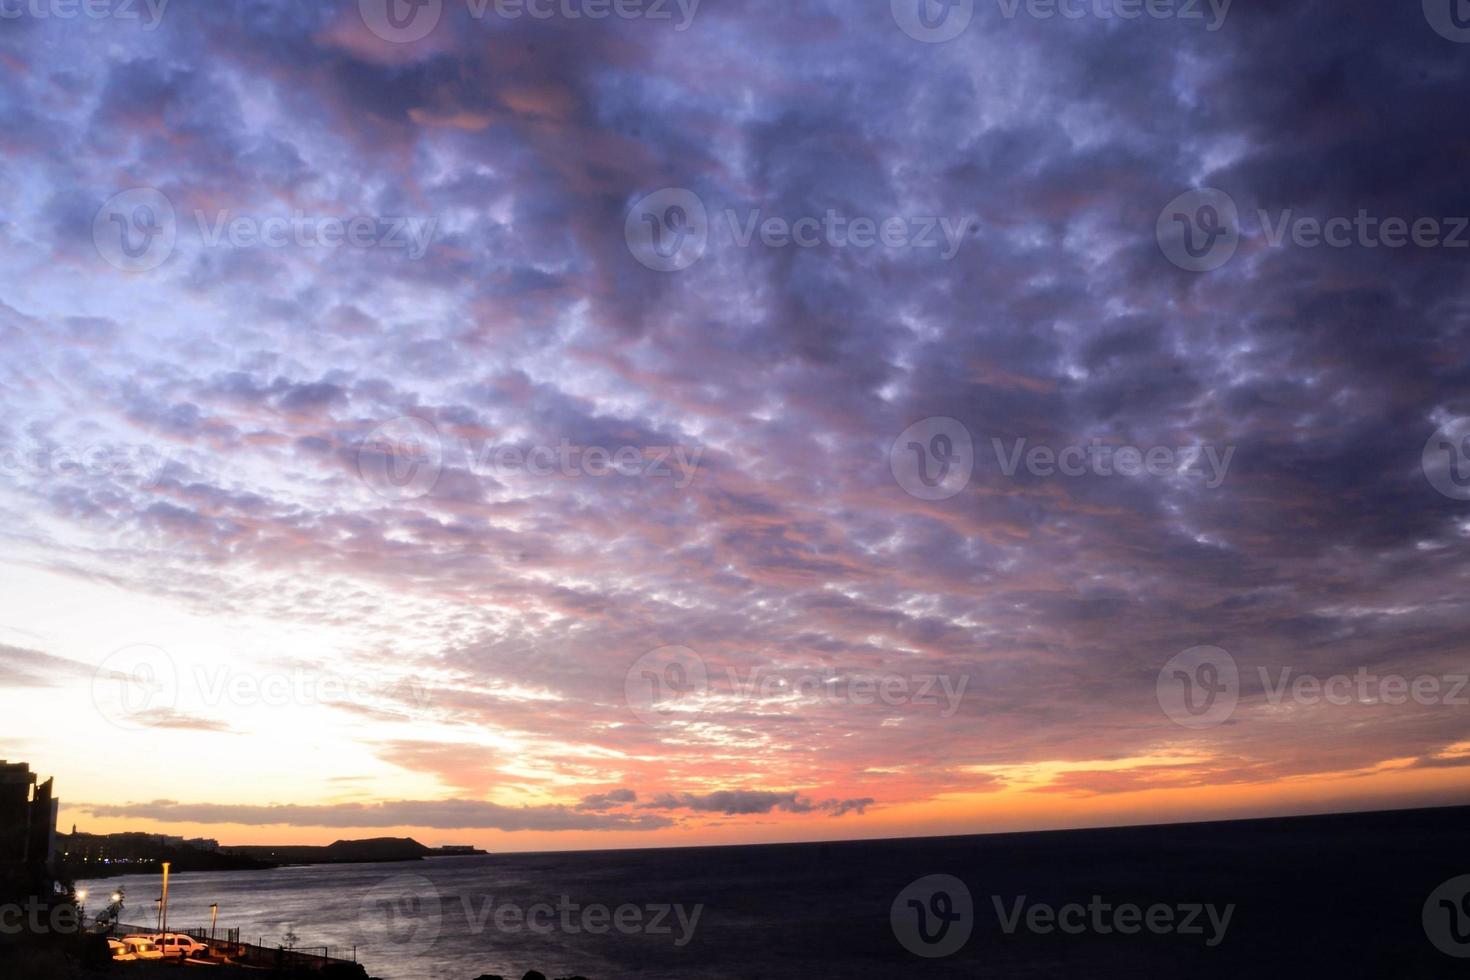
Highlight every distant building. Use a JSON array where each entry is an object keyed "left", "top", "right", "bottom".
[{"left": 59, "top": 830, "right": 219, "bottom": 867}]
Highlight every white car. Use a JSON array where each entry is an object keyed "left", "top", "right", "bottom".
[
  {"left": 107, "top": 939, "right": 134, "bottom": 961},
  {"left": 145, "top": 932, "right": 210, "bottom": 958},
  {"left": 118, "top": 937, "right": 165, "bottom": 960}
]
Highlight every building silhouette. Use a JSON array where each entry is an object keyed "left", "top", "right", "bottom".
[{"left": 0, "top": 760, "right": 58, "bottom": 903}]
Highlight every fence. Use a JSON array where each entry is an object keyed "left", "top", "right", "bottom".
[{"left": 110, "top": 922, "right": 359, "bottom": 971}]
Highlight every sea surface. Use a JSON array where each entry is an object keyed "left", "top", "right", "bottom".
[{"left": 81, "top": 806, "right": 1467, "bottom": 979}]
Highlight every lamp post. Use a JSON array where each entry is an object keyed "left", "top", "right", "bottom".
[
  {"left": 159, "top": 862, "right": 170, "bottom": 937},
  {"left": 210, "top": 904, "right": 218, "bottom": 948}
]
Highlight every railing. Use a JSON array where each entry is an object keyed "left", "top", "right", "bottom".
[{"left": 110, "top": 922, "right": 358, "bottom": 970}]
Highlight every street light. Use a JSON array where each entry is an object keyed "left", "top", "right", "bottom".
[{"left": 160, "top": 862, "right": 170, "bottom": 937}]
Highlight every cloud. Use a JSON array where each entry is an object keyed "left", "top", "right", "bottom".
[
  {"left": 78, "top": 798, "right": 675, "bottom": 832},
  {"left": 638, "top": 791, "right": 873, "bottom": 818},
  {"left": 0, "top": 645, "right": 93, "bottom": 688},
  {"left": 576, "top": 788, "right": 637, "bottom": 811},
  {"left": 4, "top": 0, "right": 1470, "bottom": 834}
]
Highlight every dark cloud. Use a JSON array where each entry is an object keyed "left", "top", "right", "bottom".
[{"left": 1, "top": 0, "right": 1467, "bottom": 830}]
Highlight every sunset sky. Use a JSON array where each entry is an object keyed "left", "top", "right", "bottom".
[{"left": 2, "top": 0, "right": 1469, "bottom": 853}]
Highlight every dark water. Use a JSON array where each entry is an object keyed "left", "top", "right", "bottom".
[{"left": 82, "top": 806, "right": 1468, "bottom": 979}]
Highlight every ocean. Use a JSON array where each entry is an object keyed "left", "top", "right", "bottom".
[{"left": 80, "top": 805, "right": 1468, "bottom": 979}]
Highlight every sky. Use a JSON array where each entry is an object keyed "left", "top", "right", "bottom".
[{"left": 1, "top": 0, "right": 1469, "bottom": 853}]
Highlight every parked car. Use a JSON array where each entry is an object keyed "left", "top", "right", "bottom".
[
  {"left": 145, "top": 932, "right": 210, "bottom": 958},
  {"left": 107, "top": 938, "right": 134, "bottom": 961},
  {"left": 118, "top": 937, "right": 165, "bottom": 960}
]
